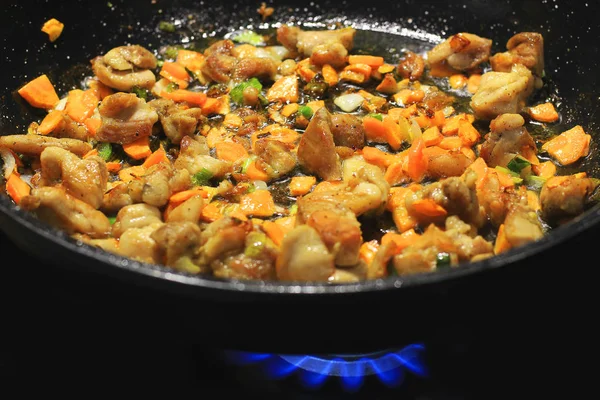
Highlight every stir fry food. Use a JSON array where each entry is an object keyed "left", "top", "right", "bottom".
[{"left": 1, "top": 23, "right": 598, "bottom": 282}]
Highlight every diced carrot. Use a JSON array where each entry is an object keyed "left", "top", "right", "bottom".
[
  {"left": 527, "top": 190, "right": 541, "bottom": 212},
  {"left": 38, "top": 110, "right": 64, "bottom": 135},
  {"left": 122, "top": 136, "right": 152, "bottom": 160},
  {"left": 406, "top": 138, "right": 428, "bottom": 182},
  {"left": 289, "top": 176, "right": 317, "bottom": 196},
  {"left": 280, "top": 103, "right": 299, "bottom": 118},
  {"left": 532, "top": 160, "right": 557, "bottom": 179},
  {"left": 438, "top": 136, "right": 463, "bottom": 151},
  {"left": 348, "top": 55, "right": 385, "bottom": 68},
  {"left": 528, "top": 102, "right": 559, "bottom": 123},
  {"left": 362, "top": 146, "right": 396, "bottom": 168},
  {"left": 201, "top": 95, "right": 230, "bottom": 116},
  {"left": 494, "top": 224, "right": 511, "bottom": 254},
  {"left": 429, "top": 62, "right": 460, "bottom": 78},
  {"left": 381, "top": 229, "right": 421, "bottom": 253},
  {"left": 65, "top": 89, "right": 98, "bottom": 123},
  {"left": 169, "top": 188, "right": 208, "bottom": 205},
  {"left": 239, "top": 189, "right": 276, "bottom": 217},
  {"left": 201, "top": 202, "right": 223, "bottom": 222},
  {"left": 393, "top": 89, "right": 425, "bottom": 106},
  {"left": 205, "top": 127, "right": 227, "bottom": 148},
  {"left": 17, "top": 74, "right": 60, "bottom": 109},
  {"left": 321, "top": 64, "right": 339, "bottom": 86},
  {"left": 6, "top": 172, "right": 31, "bottom": 204},
  {"left": 118, "top": 165, "right": 146, "bottom": 183},
  {"left": 142, "top": 145, "right": 169, "bottom": 168},
  {"left": 176, "top": 49, "right": 205, "bottom": 73},
  {"left": 338, "top": 70, "right": 367, "bottom": 84},
  {"left": 266, "top": 75, "right": 299, "bottom": 103},
  {"left": 466, "top": 74, "right": 482, "bottom": 93},
  {"left": 376, "top": 74, "right": 399, "bottom": 94},
  {"left": 411, "top": 198, "right": 447, "bottom": 217},
  {"left": 382, "top": 115, "right": 403, "bottom": 150},
  {"left": 378, "top": 64, "right": 395, "bottom": 74},
  {"left": 449, "top": 74, "right": 468, "bottom": 89},
  {"left": 106, "top": 161, "right": 122, "bottom": 173},
  {"left": 344, "top": 63, "right": 372, "bottom": 77},
  {"left": 84, "top": 117, "right": 102, "bottom": 137},
  {"left": 215, "top": 141, "right": 249, "bottom": 163},
  {"left": 82, "top": 149, "right": 99, "bottom": 159},
  {"left": 160, "top": 61, "right": 191, "bottom": 89},
  {"left": 262, "top": 220, "right": 286, "bottom": 246},
  {"left": 422, "top": 126, "right": 443, "bottom": 147},
  {"left": 160, "top": 89, "right": 207, "bottom": 106},
  {"left": 457, "top": 119, "right": 480, "bottom": 147},
  {"left": 296, "top": 63, "right": 317, "bottom": 82},
  {"left": 245, "top": 159, "right": 269, "bottom": 181},
  {"left": 223, "top": 113, "right": 243, "bottom": 128},
  {"left": 41, "top": 18, "right": 64, "bottom": 42},
  {"left": 362, "top": 116, "right": 389, "bottom": 143},
  {"left": 541, "top": 125, "right": 591, "bottom": 165},
  {"left": 384, "top": 160, "right": 408, "bottom": 186},
  {"left": 359, "top": 239, "right": 380, "bottom": 266},
  {"left": 460, "top": 146, "right": 477, "bottom": 161}
]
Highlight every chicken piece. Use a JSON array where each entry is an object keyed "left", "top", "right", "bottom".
[
  {"left": 297, "top": 197, "right": 363, "bottom": 267},
  {"left": 503, "top": 204, "right": 544, "bottom": 247},
  {"left": 490, "top": 32, "right": 544, "bottom": 88},
  {"left": 165, "top": 194, "right": 204, "bottom": 224},
  {"left": 198, "top": 217, "right": 253, "bottom": 265},
  {"left": 330, "top": 114, "right": 366, "bottom": 150},
  {"left": 0, "top": 135, "right": 92, "bottom": 157},
  {"left": 111, "top": 203, "right": 163, "bottom": 238},
  {"left": 470, "top": 64, "right": 534, "bottom": 120},
  {"left": 392, "top": 224, "right": 459, "bottom": 275},
  {"left": 297, "top": 107, "right": 342, "bottom": 181},
  {"left": 95, "top": 93, "right": 158, "bottom": 145},
  {"left": 91, "top": 45, "right": 157, "bottom": 91},
  {"left": 254, "top": 139, "right": 297, "bottom": 180},
  {"left": 201, "top": 39, "right": 277, "bottom": 84},
  {"left": 101, "top": 182, "right": 133, "bottom": 214},
  {"left": 151, "top": 221, "right": 205, "bottom": 272},
  {"left": 397, "top": 51, "right": 425, "bottom": 81},
  {"left": 427, "top": 32, "right": 492, "bottom": 71},
  {"left": 212, "top": 231, "right": 278, "bottom": 280},
  {"left": 19, "top": 186, "right": 111, "bottom": 239},
  {"left": 329, "top": 263, "right": 368, "bottom": 283},
  {"left": 276, "top": 225, "right": 335, "bottom": 282},
  {"left": 406, "top": 174, "right": 483, "bottom": 228},
  {"left": 422, "top": 87, "right": 456, "bottom": 111},
  {"left": 117, "top": 222, "right": 165, "bottom": 264},
  {"left": 309, "top": 42, "right": 348, "bottom": 68},
  {"left": 45, "top": 113, "right": 89, "bottom": 141},
  {"left": 444, "top": 216, "right": 494, "bottom": 261},
  {"left": 127, "top": 163, "right": 190, "bottom": 208},
  {"left": 174, "top": 136, "right": 232, "bottom": 179},
  {"left": 479, "top": 113, "right": 537, "bottom": 168},
  {"left": 427, "top": 151, "right": 473, "bottom": 179},
  {"left": 474, "top": 169, "right": 518, "bottom": 227},
  {"left": 540, "top": 175, "right": 598, "bottom": 223},
  {"left": 276, "top": 25, "right": 356, "bottom": 56},
  {"left": 148, "top": 98, "right": 206, "bottom": 144},
  {"left": 38, "top": 147, "right": 108, "bottom": 209}
]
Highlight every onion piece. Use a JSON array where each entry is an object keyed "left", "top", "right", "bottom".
[
  {"left": 253, "top": 180, "right": 268, "bottom": 191},
  {"left": 0, "top": 147, "right": 16, "bottom": 180},
  {"left": 334, "top": 93, "right": 364, "bottom": 113},
  {"left": 409, "top": 118, "right": 422, "bottom": 141}
]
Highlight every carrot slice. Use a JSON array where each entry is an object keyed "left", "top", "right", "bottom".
[
  {"left": 142, "top": 145, "right": 169, "bottom": 168},
  {"left": 528, "top": 102, "right": 559, "bottom": 123},
  {"left": 541, "top": 125, "right": 591, "bottom": 165},
  {"left": 6, "top": 172, "right": 31, "bottom": 204},
  {"left": 321, "top": 64, "right": 339, "bottom": 86},
  {"left": 288, "top": 176, "right": 316, "bottom": 196},
  {"left": 215, "top": 141, "right": 248, "bottom": 163},
  {"left": 17, "top": 74, "right": 60, "bottom": 109},
  {"left": 348, "top": 55, "right": 384, "bottom": 68},
  {"left": 65, "top": 89, "right": 98, "bottom": 123},
  {"left": 239, "top": 190, "right": 276, "bottom": 217},
  {"left": 41, "top": 18, "right": 64, "bottom": 42},
  {"left": 122, "top": 136, "right": 152, "bottom": 160},
  {"left": 160, "top": 89, "right": 207, "bottom": 106},
  {"left": 38, "top": 110, "right": 64, "bottom": 135},
  {"left": 411, "top": 198, "right": 448, "bottom": 217}
]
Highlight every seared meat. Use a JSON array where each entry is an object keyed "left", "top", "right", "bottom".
[
  {"left": 91, "top": 45, "right": 157, "bottom": 91},
  {"left": 330, "top": 114, "right": 366, "bottom": 149},
  {"left": 540, "top": 175, "right": 598, "bottom": 223},
  {"left": 174, "top": 135, "right": 232, "bottom": 178},
  {"left": 503, "top": 203, "right": 544, "bottom": 247},
  {"left": 479, "top": 113, "right": 537, "bottom": 168},
  {"left": 398, "top": 51, "right": 425, "bottom": 81},
  {"left": 0, "top": 135, "right": 92, "bottom": 157},
  {"left": 127, "top": 163, "right": 191, "bottom": 208},
  {"left": 490, "top": 32, "right": 544, "bottom": 88},
  {"left": 276, "top": 25, "right": 356, "bottom": 56},
  {"left": 148, "top": 98, "right": 206, "bottom": 144},
  {"left": 254, "top": 139, "right": 297, "bottom": 180},
  {"left": 111, "top": 203, "right": 163, "bottom": 238},
  {"left": 151, "top": 221, "right": 204, "bottom": 271},
  {"left": 427, "top": 32, "right": 492, "bottom": 71}
]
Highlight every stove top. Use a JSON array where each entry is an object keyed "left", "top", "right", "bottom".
[{"left": 0, "top": 228, "right": 594, "bottom": 397}]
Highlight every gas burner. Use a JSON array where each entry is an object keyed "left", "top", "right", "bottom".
[{"left": 223, "top": 344, "right": 428, "bottom": 393}]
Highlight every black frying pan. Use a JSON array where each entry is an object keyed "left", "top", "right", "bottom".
[{"left": 1, "top": 0, "right": 599, "bottom": 353}]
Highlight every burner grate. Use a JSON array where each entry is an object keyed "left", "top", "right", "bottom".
[{"left": 224, "top": 344, "right": 428, "bottom": 393}]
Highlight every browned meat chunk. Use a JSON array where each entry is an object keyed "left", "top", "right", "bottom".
[
  {"left": 148, "top": 98, "right": 206, "bottom": 144},
  {"left": 479, "top": 113, "right": 537, "bottom": 168},
  {"left": 198, "top": 217, "right": 253, "bottom": 265},
  {"left": 276, "top": 25, "right": 356, "bottom": 57},
  {"left": 470, "top": 64, "right": 534, "bottom": 120},
  {"left": 330, "top": 114, "right": 366, "bottom": 149},
  {"left": 490, "top": 32, "right": 544, "bottom": 88},
  {"left": 151, "top": 221, "right": 205, "bottom": 272},
  {"left": 0, "top": 135, "right": 92, "bottom": 157},
  {"left": 426, "top": 151, "right": 473, "bottom": 179},
  {"left": 254, "top": 139, "right": 297, "bottom": 180},
  {"left": 503, "top": 204, "right": 544, "bottom": 247},
  {"left": 540, "top": 175, "right": 598, "bottom": 223},
  {"left": 127, "top": 163, "right": 191, "bottom": 208},
  {"left": 212, "top": 232, "right": 278, "bottom": 280},
  {"left": 91, "top": 45, "right": 157, "bottom": 91},
  {"left": 111, "top": 203, "right": 163, "bottom": 238},
  {"left": 309, "top": 42, "right": 349, "bottom": 68},
  {"left": 44, "top": 113, "right": 89, "bottom": 141},
  {"left": 201, "top": 40, "right": 277, "bottom": 83},
  {"left": 96, "top": 92, "right": 158, "bottom": 145},
  {"left": 397, "top": 51, "right": 425, "bottom": 81},
  {"left": 427, "top": 33, "right": 492, "bottom": 71},
  {"left": 297, "top": 107, "right": 342, "bottom": 181},
  {"left": 444, "top": 216, "right": 494, "bottom": 261}
]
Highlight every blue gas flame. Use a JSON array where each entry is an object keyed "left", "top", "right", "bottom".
[{"left": 223, "top": 344, "right": 427, "bottom": 392}]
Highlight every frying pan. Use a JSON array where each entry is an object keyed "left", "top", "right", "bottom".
[{"left": 1, "top": 0, "right": 599, "bottom": 354}]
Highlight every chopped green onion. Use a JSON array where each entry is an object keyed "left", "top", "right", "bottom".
[
  {"left": 131, "top": 86, "right": 148, "bottom": 101},
  {"left": 164, "top": 46, "right": 180, "bottom": 59},
  {"left": 159, "top": 21, "right": 176, "bottom": 33},
  {"left": 436, "top": 252, "right": 451, "bottom": 268},
  {"left": 107, "top": 2, "right": 113, "bottom": 7},
  {"left": 288, "top": 203, "right": 298, "bottom": 215},
  {"left": 507, "top": 155, "right": 531, "bottom": 174},
  {"left": 367, "top": 113, "right": 383, "bottom": 121},
  {"left": 297, "top": 105, "right": 314, "bottom": 119},
  {"left": 97, "top": 142, "right": 113, "bottom": 161},
  {"left": 165, "top": 82, "right": 179, "bottom": 93},
  {"left": 156, "top": 60, "right": 164, "bottom": 68},
  {"left": 525, "top": 175, "right": 547, "bottom": 191},
  {"left": 108, "top": 216, "right": 117, "bottom": 225},
  {"left": 191, "top": 168, "right": 213, "bottom": 186},
  {"left": 230, "top": 78, "right": 263, "bottom": 105},
  {"left": 244, "top": 232, "right": 269, "bottom": 258},
  {"left": 231, "top": 30, "right": 265, "bottom": 46},
  {"left": 495, "top": 165, "right": 520, "bottom": 178}
]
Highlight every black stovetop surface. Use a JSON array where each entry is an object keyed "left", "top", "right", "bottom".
[{"left": 0, "top": 228, "right": 595, "bottom": 398}]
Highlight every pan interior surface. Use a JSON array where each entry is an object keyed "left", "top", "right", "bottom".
[{"left": 1, "top": 0, "right": 600, "bottom": 296}]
